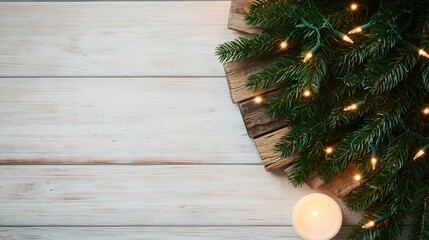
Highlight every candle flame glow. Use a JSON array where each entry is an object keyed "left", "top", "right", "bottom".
[{"left": 312, "top": 211, "right": 319, "bottom": 217}]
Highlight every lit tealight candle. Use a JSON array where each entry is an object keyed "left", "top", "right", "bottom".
[{"left": 293, "top": 193, "right": 342, "bottom": 240}]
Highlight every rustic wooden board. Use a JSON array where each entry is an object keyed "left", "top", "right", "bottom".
[
  {"left": 254, "top": 128, "right": 298, "bottom": 171},
  {"left": 0, "top": 2, "right": 240, "bottom": 77},
  {"left": 239, "top": 91, "right": 287, "bottom": 138},
  {"left": 0, "top": 165, "right": 361, "bottom": 226},
  {"left": 325, "top": 164, "right": 362, "bottom": 197},
  {"left": 224, "top": 59, "right": 275, "bottom": 103},
  {"left": 0, "top": 78, "right": 260, "bottom": 164},
  {"left": 228, "top": 0, "right": 260, "bottom": 33},
  {"left": 0, "top": 227, "right": 350, "bottom": 240},
  {"left": 224, "top": 0, "right": 366, "bottom": 198}
]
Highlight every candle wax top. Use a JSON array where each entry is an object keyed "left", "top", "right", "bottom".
[{"left": 292, "top": 193, "right": 342, "bottom": 240}]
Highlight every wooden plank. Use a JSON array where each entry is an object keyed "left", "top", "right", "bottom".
[
  {"left": 0, "top": 165, "right": 361, "bottom": 226},
  {"left": 0, "top": 2, "right": 240, "bottom": 77},
  {"left": 239, "top": 91, "right": 287, "bottom": 138},
  {"left": 254, "top": 128, "right": 298, "bottom": 171},
  {"left": 224, "top": 59, "right": 275, "bottom": 103},
  {"left": 325, "top": 164, "right": 362, "bottom": 198},
  {"left": 228, "top": 0, "right": 260, "bottom": 34},
  {"left": 0, "top": 227, "right": 351, "bottom": 240},
  {"left": 0, "top": 78, "right": 261, "bottom": 164},
  {"left": 285, "top": 164, "right": 362, "bottom": 198}
]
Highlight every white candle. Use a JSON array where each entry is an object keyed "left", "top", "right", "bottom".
[{"left": 292, "top": 193, "right": 342, "bottom": 240}]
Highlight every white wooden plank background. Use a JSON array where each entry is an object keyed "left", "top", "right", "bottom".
[
  {"left": 0, "top": 1, "right": 359, "bottom": 239},
  {"left": 0, "top": 78, "right": 260, "bottom": 164},
  {"left": 0, "top": 2, "right": 239, "bottom": 77}
]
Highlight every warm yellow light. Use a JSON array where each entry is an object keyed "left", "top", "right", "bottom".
[
  {"left": 371, "top": 157, "right": 377, "bottom": 170},
  {"left": 303, "top": 52, "right": 313, "bottom": 62},
  {"left": 280, "top": 41, "right": 288, "bottom": 49},
  {"left": 350, "top": 3, "right": 358, "bottom": 11},
  {"left": 354, "top": 174, "right": 362, "bottom": 181},
  {"left": 348, "top": 27, "right": 362, "bottom": 34},
  {"left": 342, "top": 35, "right": 354, "bottom": 44},
  {"left": 303, "top": 90, "right": 312, "bottom": 97},
  {"left": 414, "top": 149, "right": 425, "bottom": 160},
  {"left": 344, "top": 103, "right": 358, "bottom": 111},
  {"left": 423, "top": 107, "right": 429, "bottom": 115},
  {"left": 362, "top": 221, "right": 375, "bottom": 229},
  {"left": 254, "top": 96, "right": 263, "bottom": 104},
  {"left": 325, "top": 147, "right": 333, "bottom": 154},
  {"left": 419, "top": 49, "right": 429, "bottom": 58},
  {"left": 312, "top": 211, "right": 319, "bottom": 217}
]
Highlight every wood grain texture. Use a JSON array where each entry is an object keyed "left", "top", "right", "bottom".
[
  {"left": 0, "top": 78, "right": 260, "bottom": 164},
  {"left": 239, "top": 91, "right": 287, "bottom": 138},
  {"left": 0, "top": 2, "right": 239, "bottom": 77},
  {"left": 0, "top": 227, "right": 350, "bottom": 240},
  {"left": 325, "top": 164, "right": 362, "bottom": 197},
  {"left": 224, "top": 59, "right": 275, "bottom": 103},
  {"left": 0, "top": 165, "right": 361, "bottom": 226},
  {"left": 228, "top": 0, "right": 260, "bottom": 33},
  {"left": 253, "top": 128, "right": 298, "bottom": 171}
]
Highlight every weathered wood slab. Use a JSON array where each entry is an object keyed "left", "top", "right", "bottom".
[
  {"left": 0, "top": 165, "right": 362, "bottom": 226},
  {"left": 0, "top": 227, "right": 351, "bottom": 240},
  {"left": 0, "top": 2, "right": 239, "bottom": 77},
  {"left": 254, "top": 128, "right": 298, "bottom": 171},
  {"left": 228, "top": 0, "right": 260, "bottom": 34},
  {"left": 225, "top": 0, "right": 364, "bottom": 199},
  {"left": 0, "top": 77, "right": 260, "bottom": 164},
  {"left": 284, "top": 163, "right": 361, "bottom": 197},
  {"left": 224, "top": 59, "right": 275, "bottom": 103},
  {"left": 239, "top": 91, "right": 287, "bottom": 138},
  {"left": 324, "top": 164, "right": 362, "bottom": 197}
]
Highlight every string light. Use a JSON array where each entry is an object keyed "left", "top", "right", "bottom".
[
  {"left": 342, "top": 35, "right": 354, "bottom": 44},
  {"left": 350, "top": 3, "right": 358, "bottom": 11},
  {"left": 414, "top": 149, "right": 425, "bottom": 160},
  {"left": 354, "top": 174, "right": 362, "bottom": 181},
  {"left": 371, "top": 157, "right": 377, "bottom": 170},
  {"left": 312, "top": 211, "right": 319, "bottom": 217},
  {"left": 303, "top": 90, "right": 312, "bottom": 97},
  {"left": 362, "top": 220, "right": 375, "bottom": 229},
  {"left": 303, "top": 44, "right": 320, "bottom": 63},
  {"left": 419, "top": 49, "right": 429, "bottom": 59},
  {"left": 344, "top": 103, "right": 358, "bottom": 111},
  {"left": 303, "top": 52, "right": 313, "bottom": 63},
  {"left": 423, "top": 107, "right": 429, "bottom": 115},
  {"left": 348, "top": 22, "right": 373, "bottom": 34},
  {"left": 325, "top": 147, "right": 334, "bottom": 154},
  {"left": 280, "top": 40, "right": 288, "bottom": 50},
  {"left": 348, "top": 27, "right": 362, "bottom": 34},
  {"left": 344, "top": 101, "right": 365, "bottom": 111},
  {"left": 254, "top": 96, "right": 263, "bottom": 104}
]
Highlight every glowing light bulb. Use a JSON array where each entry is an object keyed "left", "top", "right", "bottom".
[
  {"left": 280, "top": 41, "right": 288, "bottom": 49},
  {"left": 254, "top": 96, "right": 263, "bottom": 104},
  {"left": 344, "top": 103, "right": 358, "bottom": 111},
  {"left": 419, "top": 49, "right": 429, "bottom": 58},
  {"left": 312, "top": 211, "right": 319, "bottom": 217},
  {"left": 414, "top": 149, "right": 425, "bottom": 160},
  {"left": 303, "top": 52, "right": 313, "bottom": 62},
  {"left": 350, "top": 3, "right": 358, "bottom": 11},
  {"left": 371, "top": 157, "right": 377, "bottom": 170},
  {"left": 325, "top": 147, "right": 333, "bottom": 154},
  {"left": 342, "top": 35, "right": 354, "bottom": 44},
  {"left": 424, "top": 107, "right": 429, "bottom": 115},
  {"left": 362, "top": 221, "right": 375, "bottom": 229},
  {"left": 354, "top": 174, "right": 362, "bottom": 181},
  {"left": 348, "top": 27, "right": 362, "bottom": 34},
  {"left": 303, "top": 90, "right": 312, "bottom": 97}
]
